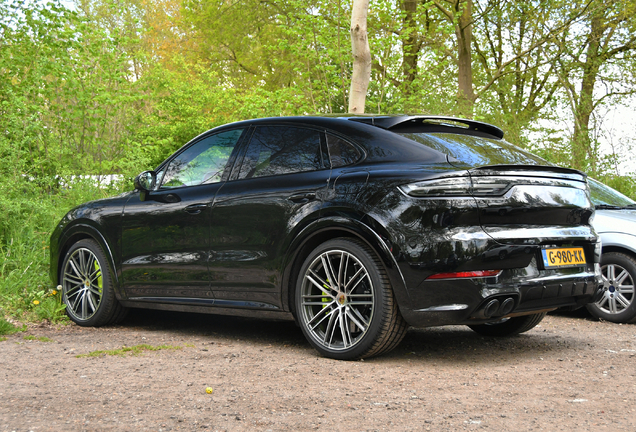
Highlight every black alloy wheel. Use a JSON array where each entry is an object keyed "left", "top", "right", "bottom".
[{"left": 296, "top": 238, "right": 407, "bottom": 360}]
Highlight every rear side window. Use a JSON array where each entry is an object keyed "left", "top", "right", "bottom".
[
  {"left": 399, "top": 132, "right": 548, "bottom": 167},
  {"left": 326, "top": 134, "right": 361, "bottom": 167},
  {"left": 238, "top": 126, "right": 323, "bottom": 179}
]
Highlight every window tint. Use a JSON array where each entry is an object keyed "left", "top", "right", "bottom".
[
  {"left": 326, "top": 134, "right": 361, "bottom": 167},
  {"left": 399, "top": 132, "right": 548, "bottom": 167},
  {"left": 589, "top": 178, "right": 636, "bottom": 207},
  {"left": 160, "top": 129, "right": 244, "bottom": 189},
  {"left": 238, "top": 126, "right": 323, "bottom": 179}
]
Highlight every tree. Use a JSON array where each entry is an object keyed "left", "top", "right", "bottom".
[
  {"left": 349, "top": 0, "right": 372, "bottom": 112},
  {"left": 556, "top": 0, "right": 636, "bottom": 172},
  {"left": 432, "top": 0, "right": 476, "bottom": 116}
]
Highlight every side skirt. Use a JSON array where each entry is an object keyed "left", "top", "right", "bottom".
[{"left": 120, "top": 299, "right": 295, "bottom": 321}]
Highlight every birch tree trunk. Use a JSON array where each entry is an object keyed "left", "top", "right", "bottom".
[{"left": 348, "top": 0, "right": 371, "bottom": 113}]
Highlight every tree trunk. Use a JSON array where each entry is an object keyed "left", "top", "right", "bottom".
[
  {"left": 433, "top": 0, "right": 476, "bottom": 117},
  {"left": 348, "top": 0, "right": 371, "bottom": 113},
  {"left": 402, "top": 0, "right": 419, "bottom": 111},
  {"left": 455, "top": 0, "right": 475, "bottom": 117},
  {"left": 571, "top": 14, "right": 603, "bottom": 171}
]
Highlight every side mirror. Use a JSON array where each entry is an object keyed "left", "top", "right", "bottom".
[{"left": 134, "top": 171, "right": 157, "bottom": 201}]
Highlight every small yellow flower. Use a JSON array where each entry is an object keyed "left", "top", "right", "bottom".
[
  {"left": 51, "top": 290, "right": 58, "bottom": 296},
  {"left": 33, "top": 300, "right": 40, "bottom": 305}
]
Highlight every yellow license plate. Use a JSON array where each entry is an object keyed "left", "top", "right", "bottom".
[{"left": 541, "top": 247, "right": 586, "bottom": 268}]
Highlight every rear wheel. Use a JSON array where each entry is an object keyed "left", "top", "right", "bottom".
[
  {"left": 468, "top": 312, "right": 546, "bottom": 337},
  {"left": 60, "top": 239, "right": 127, "bottom": 326},
  {"left": 295, "top": 238, "right": 407, "bottom": 360},
  {"left": 586, "top": 252, "right": 636, "bottom": 323}
]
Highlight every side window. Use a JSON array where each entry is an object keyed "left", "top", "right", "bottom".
[
  {"left": 326, "top": 134, "right": 361, "bottom": 167},
  {"left": 238, "top": 126, "right": 323, "bottom": 179},
  {"left": 160, "top": 129, "right": 244, "bottom": 189}
]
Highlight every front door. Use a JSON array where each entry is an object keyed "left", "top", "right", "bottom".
[{"left": 120, "top": 128, "right": 246, "bottom": 303}]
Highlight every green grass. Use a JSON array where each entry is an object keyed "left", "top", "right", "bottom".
[
  {"left": 0, "top": 178, "right": 129, "bottom": 321},
  {"left": 23, "top": 335, "right": 54, "bottom": 342},
  {"left": 0, "top": 318, "right": 25, "bottom": 335},
  {"left": 76, "top": 344, "right": 183, "bottom": 358}
]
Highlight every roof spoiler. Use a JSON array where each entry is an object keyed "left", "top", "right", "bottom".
[{"left": 348, "top": 115, "right": 504, "bottom": 139}]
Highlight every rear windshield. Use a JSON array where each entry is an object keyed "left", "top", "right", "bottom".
[{"left": 399, "top": 132, "right": 548, "bottom": 167}]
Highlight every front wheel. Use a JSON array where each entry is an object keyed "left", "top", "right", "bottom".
[
  {"left": 586, "top": 252, "right": 636, "bottom": 323},
  {"left": 60, "top": 239, "right": 127, "bottom": 326},
  {"left": 468, "top": 312, "right": 546, "bottom": 337},
  {"left": 295, "top": 238, "right": 407, "bottom": 360}
]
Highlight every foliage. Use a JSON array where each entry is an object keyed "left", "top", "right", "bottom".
[
  {"left": 76, "top": 344, "right": 183, "bottom": 357},
  {"left": 23, "top": 335, "right": 55, "bottom": 342},
  {"left": 0, "top": 318, "right": 25, "bottom": 335},
  {"left": 0, "top": 0, "right": 635, "bottom": 323}
]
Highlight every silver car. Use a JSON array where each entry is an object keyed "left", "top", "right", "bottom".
[{"left": 588, "top": 178, "right": 636, "bottom": 323}]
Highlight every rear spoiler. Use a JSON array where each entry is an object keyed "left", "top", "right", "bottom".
[{"left": 348, "top": 115, "right": 505, "bottom": 139}]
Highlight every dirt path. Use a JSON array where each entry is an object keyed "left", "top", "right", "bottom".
[{"left": 1, "top": 309, "right": 635, "bottom": 431}]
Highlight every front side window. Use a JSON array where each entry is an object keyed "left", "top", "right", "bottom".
[
  {"left": 160, "top": 129, "right": 244, "bottom": 189},
  {"left": 238, "top": 126, "right": 323, "bottom": 179}
]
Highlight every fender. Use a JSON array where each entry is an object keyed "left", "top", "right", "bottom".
[
  {"left": 598, "top": 231, "right": 636, "bottom": 255},
  {"left": 55, "top": 222, "right": 123, "bottom": 300},
  {"left": 280, "top": 215, "right": 410, "bottom": 315}
]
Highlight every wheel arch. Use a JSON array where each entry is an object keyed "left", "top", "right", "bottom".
[
  {"left": 600, "top": 232, "right": 636, "bottom": 257},
  {"left": 281, "top": 216, "right": 409, "bottom": 320},
  {"left": 55, "top": 223, "right": 121, "bottom": 298}
]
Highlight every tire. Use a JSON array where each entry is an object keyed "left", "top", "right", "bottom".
[
  {"left": 60, "top": 239, "right": 128, "bottom": 326},
  {"left": 468, "top": 312, "right": 546, "bottom": 337},
  {"left": 586, "top": 252, "right": 636, "bottom": 323},
  {"left": 295, "top": 238, "right": 407, "bottom": 360}
]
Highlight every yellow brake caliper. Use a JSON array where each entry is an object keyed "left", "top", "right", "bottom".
[
  {"left": 94, "top": 260, "right": 103, "bottom": 294},
  {"left": 322, "top": 279, "right": 330, "bottom": 313}
]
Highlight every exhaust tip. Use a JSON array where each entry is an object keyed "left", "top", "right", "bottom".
[
  {"left": 498, "top": 297, "right": 515, "bottom": 316},
  {"left": 483, "top": 299, "right": 500, "bottom": 318}
]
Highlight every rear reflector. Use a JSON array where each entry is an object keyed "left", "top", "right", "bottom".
[{"left": 426, "top": 270, "right": 502, "bottom": 280}]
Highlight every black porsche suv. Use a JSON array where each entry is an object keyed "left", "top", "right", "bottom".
[{"left": 50, "top": 115, "right": 603, "bottom": 359}]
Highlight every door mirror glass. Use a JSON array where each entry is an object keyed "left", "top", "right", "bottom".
[{"left": 134, "top": 171, "right": 156, "bottom": 191}]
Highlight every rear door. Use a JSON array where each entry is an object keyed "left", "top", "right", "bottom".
[{"left": 208, "top": 124, "right": 330, "bottom": 309}]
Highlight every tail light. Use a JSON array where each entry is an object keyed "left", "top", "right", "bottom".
[{"left": 400, "top": 176, "right": 586, "bottom": 198}]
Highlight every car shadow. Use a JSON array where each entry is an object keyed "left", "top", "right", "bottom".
[
  {"left": 116, "top": 308, "right": 590, "bottom": 364},
  {"left": 120, "top": 308, "right": 307, "bottom": 346}
]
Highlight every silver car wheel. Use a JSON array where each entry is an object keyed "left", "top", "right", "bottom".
[
  {"left": 597, "top": 263, "right": 635, "bottom": 314},
  {"left": 62, "top": 247, "right": 103, "bottom": 321},
  {"left": 299, "top": 249, "right": 374, "bottom": 351}
]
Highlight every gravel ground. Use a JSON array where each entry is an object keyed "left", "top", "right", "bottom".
[{"left": 1, "top": 309, "right": 635, "bottom": 431}]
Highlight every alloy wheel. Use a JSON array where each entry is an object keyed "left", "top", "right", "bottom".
[
  {"left": 596, "top": 263, "right": 635, "bottom": 315},
  {"left": 299, "top": 249, "right": 374, "bottom": 351},
  {"left": 62, "top": 247, "right": 103, "bottom": 321}
]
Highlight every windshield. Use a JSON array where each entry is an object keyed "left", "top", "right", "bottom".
[
  {"left": 588, "top": 178, "right": 636, "bottom": 207},
  {"left": 399, "top": 132, "right": 549, "bottom": 167}
]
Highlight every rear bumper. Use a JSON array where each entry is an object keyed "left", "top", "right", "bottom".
[{"left": 398, "top": 259, "right": 603, "bottom": 328}]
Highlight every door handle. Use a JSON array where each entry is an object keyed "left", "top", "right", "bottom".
[
  {"left": 184, "top": 203, "right": 208, "bottom": 214},
  {"left": 287, "top": 192, "right": 317, "bottom": 204}
]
